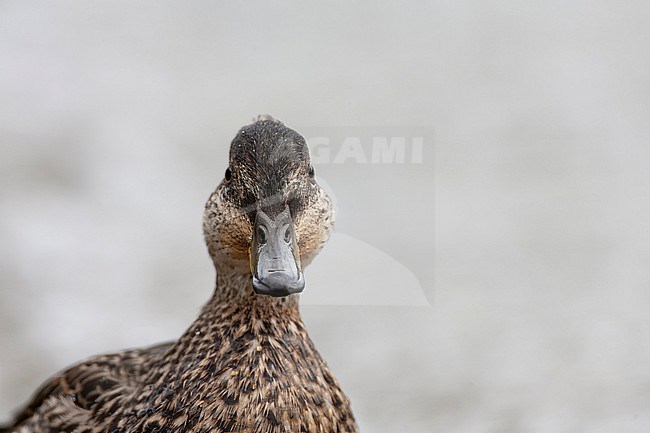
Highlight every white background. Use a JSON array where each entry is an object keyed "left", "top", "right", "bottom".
[{"left": 1, "top": 2, "right": 650, "bottom": 432}]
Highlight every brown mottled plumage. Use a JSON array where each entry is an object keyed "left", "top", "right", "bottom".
[{"left": 2, "top": 117, "right": 358, "bottom": 433}]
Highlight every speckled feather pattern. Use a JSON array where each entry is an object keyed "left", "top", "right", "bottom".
[{"left": 2, "top": 118, "right": 356, "bottom": 433}]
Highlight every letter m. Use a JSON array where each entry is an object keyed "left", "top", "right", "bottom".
[{"left": 371, "top": 137, "right": 406, "bottom": 163}]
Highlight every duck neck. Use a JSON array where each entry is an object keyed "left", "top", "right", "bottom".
[
  {"left": 208, "top": 266, "right": 301, "bottom": 314},
  {"left": 159, "top": 266, "right": 304, "bottom": 371},
  {"left": 126, "top": 266, "right": 313, "bottom": 426}
]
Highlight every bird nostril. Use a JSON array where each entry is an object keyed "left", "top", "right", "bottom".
[
  {"left": 258, "top": 227, "right": 267, "bottom": 244},
  {"left": 284, "top": 227, "right": 291, "bottom": 243}
]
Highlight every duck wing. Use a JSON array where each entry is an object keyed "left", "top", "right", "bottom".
[{"left": 3, "top": 342, "right": 172, "bottom": 432}]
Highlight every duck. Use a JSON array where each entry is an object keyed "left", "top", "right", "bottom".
[{"left": 2, "top": 116, "right": 359, "bottom": 433}]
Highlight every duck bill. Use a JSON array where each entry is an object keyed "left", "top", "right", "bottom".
[{"left": 250, "top": 206, "right": 304, "bottom": 297}]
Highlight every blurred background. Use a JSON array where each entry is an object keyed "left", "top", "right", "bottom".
[{"left": 1, "top": 1, "right": 650, "bottom": 432}]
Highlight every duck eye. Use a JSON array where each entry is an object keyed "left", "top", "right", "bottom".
[
  {"left": 224, "top": 167, "right": 232, "bottom": 182},
  {"left": 257, "top": 227, "right": 267, "bottom": 244},
  {"left": 308, "top": 165, "right": 315, "bottom": 178},
  {"left": 284, "top": 227, "right": 291, "bottom": 243}
]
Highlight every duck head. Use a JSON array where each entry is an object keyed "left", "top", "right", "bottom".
[{"left": 204, "top": 117, "right": 334, "bottom": 297}]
